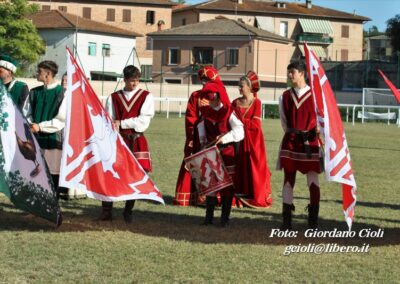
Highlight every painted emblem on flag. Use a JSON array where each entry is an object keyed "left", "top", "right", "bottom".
[
  {"left": 0, "top": 82, "right": 61, "bottom": 225},
  {"left": 184, "top": 146, "right": 233, "bottom": 196},
  {"left": 60, "top": 48, "right": 163, "bottom": 203}
]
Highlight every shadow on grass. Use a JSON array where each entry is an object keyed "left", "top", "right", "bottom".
[{"left": 1, "top": 200, "right": 399, "bottom": 247}]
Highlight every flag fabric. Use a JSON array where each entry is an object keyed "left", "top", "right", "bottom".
[
  {"left": 304, "top": 43, "right": 357, "bottom": 230},
  {"left": 0, "top": 81, "right": 61, "bottom": 225},
  {"left": 377, "top": 68, "right": 400, "bottom": 103},
  {"left": 60, "top": 48, "right": 164, "bottom": 204}
]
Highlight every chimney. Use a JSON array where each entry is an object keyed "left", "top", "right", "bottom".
[
  {"left": 157, "top": 20, "right": 165, "bottom": 31},
  {"left": 306, "top": 0, "right": 312, "bottom": 9}
]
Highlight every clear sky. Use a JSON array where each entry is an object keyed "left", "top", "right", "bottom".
[{"left": 186, "top": 0, "right": 400, "bottom": 32}]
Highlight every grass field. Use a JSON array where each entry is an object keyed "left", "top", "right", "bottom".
[{"left": 1, "top": 115, "right": 399, "bottom": 283}]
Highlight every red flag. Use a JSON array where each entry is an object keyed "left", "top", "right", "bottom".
[
  {"left": 60, "top": 48, "right": 164, "bottom": 204},
  {"left": 304, "top": 43, "right": 356, "bottom": 230},
  {"left": 377, "top": 68, "right": 400, "bottom": 103}
]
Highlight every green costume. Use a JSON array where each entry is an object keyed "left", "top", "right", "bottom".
[{"left": 6, "top": 80, "right": 29, "bottom": 110}]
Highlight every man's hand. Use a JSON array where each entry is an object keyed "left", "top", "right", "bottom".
[
  {"left": 199, "top": 98, "right": 210, "bottom": 107},
  {"left": 215, "top": 135, "right": 224, "bottom": 145},
  {"left": 30, "top": 123, "right": 40, "bottom": 133}
]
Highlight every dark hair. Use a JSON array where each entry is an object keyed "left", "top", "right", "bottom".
[
  {"left": 123, "top": 65, "right": 141, "bottom": 79},
  {"left": 38, "top": 60, "right": 58, "bottom": 76},
  {"left": 287, "top": 61, "right": 306, "bottom": 74}
]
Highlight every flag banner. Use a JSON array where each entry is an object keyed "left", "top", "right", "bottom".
[
  {"left": 60, "top": 48, "right": 164, "bottom": 204},
  {"left": 184, "top": 145, "right": 233, "bottom": 196},
  {"left": 0, "top": 82, "right": 61, "bottom": 225},
  {"left": 304, "top": 43, "right": 357, "bottom": 230},
  {"left": 377, "top": 68, "right": 400, "bottom": 103}
]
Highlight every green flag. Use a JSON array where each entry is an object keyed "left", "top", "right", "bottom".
[{"left": 0, "top": 81, "right": 61, "bottom": 226}]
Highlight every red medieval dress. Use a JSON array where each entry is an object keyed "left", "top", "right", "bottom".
[
  {"left": 111, "top": 89, "right": 152, "bottom": 172},
  {"left": 174, "top": 90, "right": 202, "bottom": 206},
  {"left": 232, "top": 97, "right": 272, "bottom": 208},
  {"left": 278, "top": 88, "right": 322, "bottom": 174}
]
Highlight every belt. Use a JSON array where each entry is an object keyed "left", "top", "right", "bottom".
[{"left": 286, "top": 128, "right": 316, "bottom": 159}]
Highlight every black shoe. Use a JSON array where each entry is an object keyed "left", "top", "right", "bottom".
[
  {"left": 123, "top": 211, "right": 133, "bottom": 223},
  {"left": 281, "top": 203, "right": 295, "bottom": 230},
  {"left": 98, "top": 211, "right": 112, "bottom": 221},
  {"left": 306, "top": 204, "right": 319, "bottom": 229}
]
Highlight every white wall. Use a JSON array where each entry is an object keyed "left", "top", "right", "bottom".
[{"left": 76, "top": 32, "right": 137, "bottom": 78}]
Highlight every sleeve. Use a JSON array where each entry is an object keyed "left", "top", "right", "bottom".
[
  {"left": 120, "top": 93, "right": 155, "bottom": 132},
  {"left": 105, "top": 95, "right": 116, "bottom": 120},
  {"left": 18, "top": 84, "right": 29, "bottom": 110},
  {"left": 185, "top": 92, "right": 199, "bottom": 142},
  {"left": 221, "top": 112, "right": 244, "bottom": 144},
  {"left": 279, "top": 95, "right": 287, "bottom": 132},
  {"left": 197, "top": 120, "right": 206, "bottom": 146},
  {"left": 38, "top": 94, "right": 66, "bottom": 133}
]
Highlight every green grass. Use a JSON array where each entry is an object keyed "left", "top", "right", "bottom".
[{"left": 1, "top": 115, "right": 399, "bottom": 283}]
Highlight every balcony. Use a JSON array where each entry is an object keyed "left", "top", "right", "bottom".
[{"left": 296, "top": 33, "right": 333, "bottom": 44}]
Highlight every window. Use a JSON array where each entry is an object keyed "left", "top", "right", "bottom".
[
  {"left": 88, "top": 42, "right": 97, "bottom": 56},
  {"left": 167, "top": 48, "right": 180, "bottom": 65},
  {"left": 83, "top": 7, "right": 91, "bottom": 19},
  {"left": 280, "top": 21, "right": 288, "bottom": 38},
  {"left": 140, "top": 65, "right": 152, "bottom": 81},
  {"left": 146, "top": 10, "right": 155, "bottom": 25},
  {"left": 182, "top": 18, "right": 186, "bottom": 26},
  {"left": 146, "top": 37, "right": 153, "bottom": 50},
  {"left": 107, "top": 9, "right": 115, "bottom": 22},
  {"left": 102, "top": 44, "right": 111, "bottom": 57},
  {"left": 226, "top": 48, "right": 239, "bottom": 66},
  {"left": 42, "top": 5, "right": 50, "bottom": 11},
  {"left": 341, "top": 49, "right": 349, "bottom": 61},
  {"left": 193, "top": 47, "right": 214, "bottom": 65},
  {"left": 123, "top": 9, "right": 131, "bottom": 22},
  {"left": 341, "top": 25, "right": 349, "bottom": 38},
  {"left": 58, "top": 6, "right": 67, "bottom": 12}
]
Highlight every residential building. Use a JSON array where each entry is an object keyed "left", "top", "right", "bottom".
[
  {"left": 149, "top": 18, "right": 291, "bottom": 86},
  {"left": 172, "top": 0, "right": 370, "bottom": 61},
  {"left": 363, "top": 35, "right": 393, "bottom": 61},
  {"left": 29, "top": 0, "right": 177, "bottom": 75},
  {"left": 28, "top": 10, "right": 141, "bottom": 83}
]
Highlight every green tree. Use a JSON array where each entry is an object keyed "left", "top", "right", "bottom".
[
  {"left": 0, "top": 0, "right": 45, "bottom": 73},
  {"left": 386, "top": 14, "right": 400, "bottom": 55},
  {"left": 174, "top": 0, "right": 186, "bottom": 4}
]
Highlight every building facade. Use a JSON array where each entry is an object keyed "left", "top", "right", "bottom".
[{"left": 172, "top": 0, "right": 370, "bottom": 62}]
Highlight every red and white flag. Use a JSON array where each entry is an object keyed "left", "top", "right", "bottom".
[
  {"left": 304, "top": 43, "right": 356, "bottom": 230},
  {"left": 377, "top": 68, "right": 400, "bottom": 103},
  {"left": 60, "top": 48, "right": 164, "bottom": 204}
]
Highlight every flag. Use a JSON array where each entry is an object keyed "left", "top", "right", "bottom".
[
  {"left": 60, "top": 48, "right": 164, "bottom": 204},
  {"left": 0, "top": 82, "right": 61, "bottom": 226},
  {"left": 377, "top": 68, "right": 400, "bottom": 103},
  {"left": 304, "top": 43, "right": 357, "bottom": 230}
]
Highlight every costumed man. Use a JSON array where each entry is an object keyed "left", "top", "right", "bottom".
[
  {"left": 277, "top": 61, "right": 323, "bottom": 230},
  {"left": 101, "top": 65, "right": 154, "bottom": 223},
  {"left": 23, "top": 60, "right": 67, "bottom": 199},
  {"left": 0, "top": 55, "right": 29, "bottom": 110},
  {"left": 232, "top": 71, "right": 272, "bottom": 208},
  {"left": 173, "top": 66, "right": 219, "bottom": 206},
  {"left": 198, "top": 67, "right": 244, "bottom": 226}
]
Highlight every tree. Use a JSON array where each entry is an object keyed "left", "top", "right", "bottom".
[
  {"left": 386, "top": 14, "right": 400, "bottom": 56},
  {"left": 0, "top": 0, "right": 45, "bottom": 73},
  {"left": 174, "top": 0, "right": 186, "bottom": 4}
]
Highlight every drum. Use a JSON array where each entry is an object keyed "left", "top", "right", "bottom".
[{"left": 184, "top": 146, "right": 233, "bottom": 196}]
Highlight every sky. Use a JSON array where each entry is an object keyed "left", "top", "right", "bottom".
[{"left": 186, "top": 0, "right": 400, "bottom": 32}]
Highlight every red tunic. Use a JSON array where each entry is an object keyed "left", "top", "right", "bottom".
[
  {"left": 111, "top": 89, "right": 152, "bottom": 172},
  {"left": 279, "top": 88, "right": 322, "bottom": 174},
  {"left": 232, "top": 98, "right": 272, "bottom": 208},
  {"left": 174, "top": 91, "right": 201, "bottom": 206}
]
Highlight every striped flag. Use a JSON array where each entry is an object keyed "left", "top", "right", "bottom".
[
  {"left": 0, "top": 82, "right": 61, "bottom": 226},
  {"left": 304, "top": 43, "right": 357, "bottom": 230},
  {"left": 377, "top": 68, "right": 400, "bottom": 103}
]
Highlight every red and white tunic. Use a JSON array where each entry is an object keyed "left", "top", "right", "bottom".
[
  {"left": 106, "top": 88, "right": 154, "bottom": 172},
  {"left": 278, "top": 86, "right": 322, "bottom": 174}
]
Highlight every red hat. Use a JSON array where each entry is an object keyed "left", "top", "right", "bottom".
[
  {"left": 241, "top": 70, "right": 260, "bottom": 93},
  {"left": 198, "top": 66, "right": 220, "bottom": 82}
]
